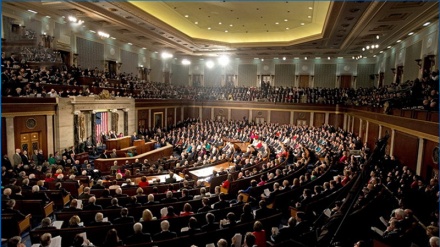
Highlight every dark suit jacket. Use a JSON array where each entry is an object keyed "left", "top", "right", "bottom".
[
  {"left": 201, "top": 222, "right": 219, "bottom": 231},
  {"left": 30, "top": 192, "right": 50, "bottom": 203},
  {"left": 153, "top": 231, "right": 177, "bottom": 241},
  {"left": 126, "top": 232, "right": 152, "bottom": 244},
  {"left": 91, "top": 184, "right": 105, "bottom": 190},
  {"left": 255, "top": 207, "right": 275, "bottom": 219},
  {"left": 161, "top": 197, "right": 178, "bottom": 203},
  {"left": 83, "top": 204, "right": 103, "bottom": 211},
  {"left": 197, "top": 205, "right": 212, "bottom": 213},
  {"left": 88, "top": 221, "right": 112, "bottom": 227},
  {"left": 113, "top": 216, "right": 135, "bottom": 225},
  {"left": 2, "top": 208, "right": 26, "bottom": 221},
  {"left": 165, "top": 177, "right": 177, "bottom": 184},
  {"left": 212, "top": 200, "right": 229, "bottom": 209}
]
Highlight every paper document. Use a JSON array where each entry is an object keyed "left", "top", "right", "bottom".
[
  {"left": 263, "top": 189, "right": 271, "bottom": 197},
  {"left": 76, "top": 199, "right": 82, "bottom": 209},
  {"left": 232, "top": 233, "right": 242, "bottom": 247},
  {"left": 49, "top": 236, "right": 62, "bottom": 247},
  {"left": 206, "top": 244, "right": 215, "bottom": 247},
  {"left": 160, "top": 207, "right": 168, "bottom": 217},
  {"left": 379, "top": 216, "right": 388, "bottom": 226},
  {"left": 371, "top": 226, "right": 384, "bottom": 236},
  {"left": 52, "top": 221, "right": 63, "bottom": 229},
  {"left": 103, "top": 217, "right": 108, "bottom": 222},
  {"left": 323, "top": 208, "right": 332, "bottom": 218}
]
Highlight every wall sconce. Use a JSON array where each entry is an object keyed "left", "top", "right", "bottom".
[
  {"left": 391, "top": 68, "right": 396, "bottom": 74},
  {"left": 415, "top": 59, "right": 422, "bottom": 69}
]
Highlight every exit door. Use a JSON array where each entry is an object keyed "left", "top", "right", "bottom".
[{"left": 20, "top": 132, "right": 40, "bottom": 156}]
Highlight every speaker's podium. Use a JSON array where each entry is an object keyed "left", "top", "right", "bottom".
[{"left": 105, "top": 136, "right": 130, "bottom": 150}]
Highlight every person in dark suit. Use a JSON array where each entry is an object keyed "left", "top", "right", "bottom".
[
  {"left": 181, "top": 217, "right": 202, "bottom": 236},
  {"left": 107, "top": 198, "right": 123, "bottom": 209},
  {"left": 212, "top": 192, "right": 229, "bottom": 209},
  {"left": 40, "top": 217, "right": 56, "bottom": 230},
  {"left": 165, "top": 172, "right": 177, "bottom": 184},
  {"left": 126, "top": 196, "right": 142, "bottom": 208},
  {"left": 201, "top": 213, "right": 219, "bottom": 231},
  {"left": 145, "top": 194, "right": 159, "bottom": 205},
  {"left": 91, "top": 179, "right": 105, "bottom": 190},
  {"left": 160, "top": 191, "right": 178, "bottom": 203},
  {"left": 262, "top": 182, "right": 283, "bottom": 204},
  {"left": 113, "top": 208, "right": 135, "bottom": 224},
  {"left": 30, "top": 185, "right": 51, "bottom": 204},
  {"left": 2, "top": 199, "right": 26, "bottom": 221},
  {"left": 197, "top": 198, "right": 212, "bottom": 213},
  {"left": 271, "top": 211, "right": 309, "bottom": 243},
  {"left": 179, "top": 188, "right": 194, "bottom": 201},
  {"left": 255, "top": 200, "right": 276, "bottom": 219},
  {"left": 153, "top": 220, "right": 177, "bottom": 241},
  {"left": 63, "top": 199, "right": 82, "bottom": 212},
  {"left": 99, "top": 150, "right": 109, "bottom": 159},
  {"left": 88, "top": 212, "right": 112, "bottom": 226},
  {"left": 83, "top": 196, "right": 103, "bottom": 211},
  {"left": 125, "top": 223, "right": 152, "bottom": 245}
]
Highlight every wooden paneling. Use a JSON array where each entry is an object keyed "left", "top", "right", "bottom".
[
  {"left": 202, "top": 108, "right": 212, "bottom": 121},
  {"left": 151, "top": 109, "right": 165, "bottom": 128},
  {"left": 184, "top": 107, "right": 199, "bottom": 120},
  {"left": 176, "top": 107, "right": 182, "bottom": 123},
  {"left": 2, "top": 117, "right": 6, "bottom": 156},
  {"left": 353, "top": 117, "right": 360, "bottom": 136},
  {"left": 367, "top": 122, "right": 379, "bottom": 151},
  {"left": 213, "top": 108, "right": 228, "bottom": 121},
  {"left": 328, "top": 113, "right": 344, "bottom": 129},
  {"left": 393, "top": 131, "right": 418, "bottom": 171},
  {"left": 14, "top": 115, "right": 47, "bottom": 160},
  {"left": 313, "top": 113, "right": 325, "bottom": 127},
  {"left": 251, "top": 110, "right": 268, "bottom": 122},
  {"left": 166, "top": 108, "right": 175, "bottom": 127},
  {"left": 293, "top": 112, "right": 310, "bottom": 126},
  {"left": 422, "top": 140, "right": 439, "bottom": 179},
  {"left": 381, "top": 126, "right": 392, "bottom": 155},
  {"left": 231, "top": 109, "right": 249, "bottom": 121},
  {"left": 137, "top": 110, "right": 149, "bottom": 128},
  {"left": 271, "top": 111, "right": 290, "bottom": 125}
]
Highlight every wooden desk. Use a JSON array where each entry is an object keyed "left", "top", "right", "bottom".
[
  {"left": 134, "top": 139, "right": 147, "bottom": 153},
  {"left": 189, "top": 161, "right": 233, "bottom": 180},
  {"left": 94, "top": 144, "right": 173, "bottom": 173},
  {"left": 106, "top": 136, "right": 130, "bottom": 150}
]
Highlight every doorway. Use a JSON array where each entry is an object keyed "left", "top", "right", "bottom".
[
  {"left": 108, "top": 61, "right": 117, "bottom": 78},
  {"left": 297, "top": 120, "right": 307, "bottom": 126},
  {"left": 340, "top": 75, "right": 352, "bottom": 88},
  {"left": 20, "top": 132, "right": 40, "bottom": 157},
  {"left": 298, "top": 75, "right": 309, "bottom": 88}
]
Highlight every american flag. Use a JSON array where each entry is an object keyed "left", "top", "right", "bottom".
[{"left": 95, "top": 112, "right": 108, "bottom": 144}]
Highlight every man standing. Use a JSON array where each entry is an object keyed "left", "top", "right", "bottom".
[{"left": 13, "top": 149, "right": 22, "bottom": 167}]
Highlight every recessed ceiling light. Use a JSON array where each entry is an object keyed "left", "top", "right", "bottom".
[
  {"left": 89, "top": 30, "right": 96, "bottom": 33},
  {"left": 328, "top": 57, "right": 330, "bottom": 60},
  {"left": 208, "top": 27, "right": 211, "bottom": 30},
  {"left": 46, "top": 16, "right": 51, "bottom": 18},
  {"left": 225, "top": 30, "right": 228, "bottom": 32},
  {"left": 219, "top": 22, "right": 222, "bottom": 25},
  {"left": 284, "top": 19, "right": 288, "bottom": 22},
  {"left": 373, "top": 55, "right": 376, "bottom": 57},
  {"left": 194, "top": 21, "right": 198, "bottom": 24},
  {"left": 282, "top": 57, "right": 286, "bottom": 60},
  {"left": 261, "top": 59, "right": 264, "bottom": 61},
  {"left": 229, "top": 24, "right": 233, "bottom": 27},
  {"left": 300, "top": 23, "right": 305, "bottom": 26},
  {"left": 304, "top": 57, "right": 307, "bottom": 60},
  {"left": 128, "top": 43, "right": 133, "bottom": 45},
  {"left": 379, "top": 51, "right": 383, "bottom": 53},
  {"left": 184, "top": 15, "right": 189, "bottom": 18},
  {"left": 408, "top": 32, "right": 414, "bottom": 36},
  {"left": 376, "top": 35, "right": 380, "bottom": 40},
  {"left": 110, "top": 37, "right": 116, "bottom": 40},
  {"left": 275, "top": 22, "right": 279, "bottom": 25},
  {"left": 337, "top": 57, "right": 343, "bottom": 59},
  {"left": 423, "top": 22, "right": 430, "bottom": 26},
  {"left": 27, "top": 10, "right": 37, "bottom": 14},
  {"left": 286, "top": 27, "right": 289, "bottom": 30},
  {"left": 308, "top": 16, "right": 311, "bottom": 18},
  {"left": 308, "top": 7, "right": 313, "bottom": 10},
  {"left": 396, "top": 40, "right": 401, "bottom": 43},
  {"left": 142, "top": 47, "right": 146, "bottom": 49}
]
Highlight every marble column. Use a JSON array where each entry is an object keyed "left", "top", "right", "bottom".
[
  {"left": 310, "top": 112, "right": 314, "bottom": 126},
  {"left": 5, "top": 116, "right": 15, "bottom": 159},
  {"left": 91, "top": 111, "right": 97, "bottom": 146},
  {"left": 46, "top": 115, "right": 54, "bottom": 155},
  {"left": 73, "top": 111, "right": 80, "bottom": 152},
  {"left": 324, "top": 112, "right": 329, "bottom": 125},
  {"left": 390, "top": 129, "right": 395, "bottom": 156},
  {"left": 416, "top": 138, "right": 424, "bottom": 175},
  {"left": 123, "top": 108, "right": 129, "bottom": 136},
  {"left": 148, "top": 109, "right": 152, "bottom": 128}
]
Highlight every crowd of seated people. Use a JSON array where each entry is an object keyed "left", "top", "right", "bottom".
[
  {"left": 2, "top": 51, "right": 438, "bottom": 111},
  {"left": 2, "top": 118, "right": 438, "bottom": 246}
]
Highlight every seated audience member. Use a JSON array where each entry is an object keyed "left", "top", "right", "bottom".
[
  {"left": 102, "top": 228, "right": 123, "bottom": 247},
  {"left": 212, "top": 192, "right": 229, "bottom": 209},
  {"left": 113, "top": 207, "right": 135, "bottom": 224},
  {"left": 153, "top": 220, "right": 177, "bottom": 241},
  {"left": 71, "top": 234, "right": 94, "bottom": 247},
  {"left": 39, "top": 233, "right": 52, "bottom": 247},
  {"left": 217, "top": 239, "right": 228, "bottom": 247},
  {"left": 7, "top": 236, "right": 26, "bottom": 247},
  {"left": 125, "top": 223, "right": 152, "bottom": 244},
  {"left": 91, "top": 179, "right": 105, "bottom": 189},
  {"left": 89, "top": 212, "right": 112, "bottom": 226},
  {"left": 255, "top": 200, "right": 275, "bottom": 219},
  {"left": 145, "top": 194, "right": 159, "bottom": 205},
  {"left": 30, "top": 185, "right": 50, "bottom": 203},
  {"left": 162, "top": 206, "right": 178, "bottom": 219},
  {"left": 39, "top": 217, "right": 56, "bottom": 229},
  {"left": 138, "top": 176, "right": 150, "bottom": 187},
  {"left": 220, "top": 212, "right": 237, "bottom": 229},
  {"left": 252, "top": 221, "right": 267, "bottom": 247},
  {"left": 198, "top": 197, "right": 212, "bottom": 213},
  {"left": 242, "top": 232, "right": 257, "bottom": 247},
  {"left": 106, "top": 198, "right": 122, "bottom": 209},
  {"left": 140, "top": 209, "right": 157, "bottom": 222},
  {"left": 2, "top": 199, "right": 26, "bottom": 221},
  {"left": 84, "top": 196, "right": 103, "bottom": 210},
  {"left": 180, "top": 203, "right": 194, "bottom": 216},
  {"left": 193, "top": 187, "right": 211, "bottom": 200},
  {"left": 201, "top": 213, "right": 219, "bottom": 231},
  {"left": 181, "top": 217, "right": 201, "bottom": 235},
  {"left": 179, "top": 188, "right": 194, "bottom": 201},
  {"left": 161, "top": 191, "right": 178, "bottom": 203},
  {"left": 240, "top": 203, "right": 255, "bottom": 223},
  {"left": 63, "top": 199, "right": 82, "bottom": 212},
  {"left": 67, "top": 215, "right": 83, "bottom": 228},
  {"left": 165, "top": 172, "right": 177, "bottom": 184},
  {"left": 78, "top": 187, "right": 94, "bottom": 200},
  {"left": 100, "top": 189, "right": 112, "bottom": 199},
  {"left": 114, "top": 188, "right": 128, "bottom": 198}
]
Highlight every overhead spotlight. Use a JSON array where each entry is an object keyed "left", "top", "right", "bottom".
[
  {"left": 286, "top": 28, "right": 289, "bottom": 30},
  {"left": 284, "top": 19, "right": 288, "bottom": 22},
  {"left": 184, "top": 15, "right": 189, "bottom": 18},
  {"left": 352, "top": 56, "right": 355, "bottom": 59},
  {"left": 376, "top": 35, "right": 380, "bottom": 40},
  {"left": 181, "top": 59, "right": 191, "bottom": 65},
  {"left": 362, "top": 48, "right": 365, "bottom": 51},
  {"left": 366, "top": 46, "right": 370, "bottom": 50},
  {"left": 27, "top": 9, "right": 37, "bottom": 14},
  {"left": 194, "top": 21, "right": 198, "bottom": 25},
  {"left": 282, "top": 57, "right": 286, "bottom": 60},
  {"left": 275, "top": 22, "right": 279, "bottom": 25},
  {"left": 161, "top": 52, "right": 173, "bottom": 59},
  {"left": 206, "top": 60, "right": 214, "bottom": 69},
  {"left": 304, "top": 57, "right": 307, "bottom": 60},
  {"left": 379, "top": 51, "right": 383, "bottom": 53},
  {"left": 375, "top": 44, "right": 379, "bottom": 48},
  {"left": 68, "top": 16, "right": 77, "bottom": 22},
  {"left": 98, "top": 31, "right": 109, "bottom": 38},
  {"left": 396, "top": 40, "right": 401, "bottom": 43},
  {"left": 142, "top": 47, "right": 147, "bottom": 50},
  {"left": 110, "top": 37, "right": 116, "bottom": 40},
  {"left": 308, "top": 6, "right": 313, "bottom": 10},
  {"left": 328, "top": 57, "right": 331, "bottom": 60},
  {"left": 128, "top": 43, "right": 132, "bottom": 45},
  {"left": 261, "top": 58, "right": 264, "bottom": 61},
  {"left": 218, "top": 55, "right": 230, "bottom": 66},
  {"left": 387, "top": 46, "right": 391, "bottom": 49},
  {"left": 423, "top": 22, "right": 430, "bottom": 26},
  {"left": 208, "top": 27, "right": 211, "bottom": 30},
  {"left": 46, "top": 16, "right": 51, "bottom": 18},
  {"left": 408, "top": 32, "right": 414, "bottom": 36},
  {"left": 300, "top": 23, "right": 305, "bottom": 26},
  {"left": 89, "top": 30, "right": 96, "bottom": 33}
]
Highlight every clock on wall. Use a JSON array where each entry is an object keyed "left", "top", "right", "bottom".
[{"left": 26, "top": 118, "right": 37, "bottom": 129}]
